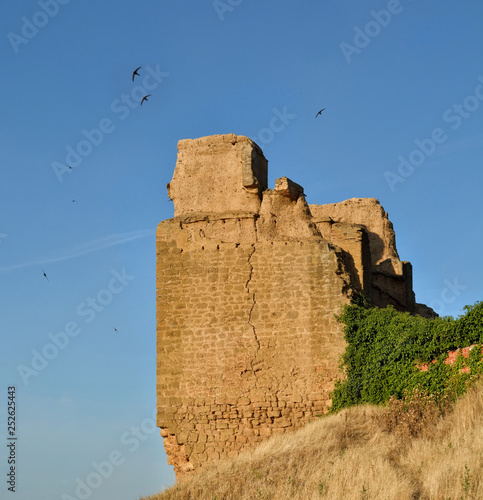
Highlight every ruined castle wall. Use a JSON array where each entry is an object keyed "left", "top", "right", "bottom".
[
  {"left": 371, "top": 262, "right": 416, "bottom": 312},
  {"left": 311, "top": 220, "right": 372, "bottom": 298},
  {"left": 310, "top": 199, "right": 416, "bottom": 312},
  {"left": 156, "top": 134, "right": 432, "bottom": 478},
  {"left": 310, "top": 198, "right": 399, "bottom": 265},
  {"left": 156, "top": 218, "right": 355, "bottom": 475}
]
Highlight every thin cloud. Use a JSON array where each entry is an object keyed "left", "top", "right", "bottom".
[
  {"left": 417, "top": 157, "right": 450, "bottom": 169},
  {"left": 0, "top": 228, "right": 155, "bottom": 274},
  {"left": 434, "top": 133, "right": 483, "bottom": 158}
]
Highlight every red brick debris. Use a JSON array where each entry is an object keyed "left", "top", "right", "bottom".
[{"left": 418, "top": 345, "right": 483, "bottom": 373}]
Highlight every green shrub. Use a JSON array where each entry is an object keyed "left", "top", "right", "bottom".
[{"left": 331, "top": 299, "right": 483, "bottom": 412}]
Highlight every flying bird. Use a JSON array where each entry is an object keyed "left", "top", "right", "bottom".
[
  {"left": 67, "top": 165, "right": 72, "bottom": 170},
  {"left": 41, "top": 267, "right": 49, "bottom": 282},
  {"left": 114, "top": 328, "right": 118, "bottom": 333},
  {"left": 141, "top": 94, "right": 151, "bottom": 106},
  {"left": 132, "top": 66, "right": 141, "bottom": 81},
  {"left": 72, "top": 200, "right": 77, "bottom": 203},
  {"left": 315, "top": 108, "right": 326, "bottom": 118}
]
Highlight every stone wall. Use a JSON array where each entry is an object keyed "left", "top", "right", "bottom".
[{"left": 156, "top": 134, "right": 433, "bottom": 477}]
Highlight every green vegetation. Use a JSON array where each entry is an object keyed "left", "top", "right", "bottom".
[{"left": 331, "top": 297, "right": 483, "bottom": 411}]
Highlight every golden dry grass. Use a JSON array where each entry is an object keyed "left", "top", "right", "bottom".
[{"left": 142, "top": 382, "right": 483, "bottom": 500}]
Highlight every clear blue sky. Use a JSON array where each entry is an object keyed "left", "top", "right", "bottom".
[{"left": 1, "top": 1, "right": 482, "bottom": 498}]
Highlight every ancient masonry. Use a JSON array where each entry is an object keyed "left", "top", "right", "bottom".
[{"left": 156, "top": 133, "right": 434, "bottom": 477}]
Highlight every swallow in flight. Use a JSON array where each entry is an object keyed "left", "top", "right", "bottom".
[
  {"left": 315, "top": 108, "right": 326, "bottom": 118},
  {"left": 141, "top": 95, "right": 151, "bottom": 106},
  {"left": 132, "top": 66, "right": 141, "bottom": 81},
  {"left": 41, "top": 267, "right": 49, "bottom": 281}
]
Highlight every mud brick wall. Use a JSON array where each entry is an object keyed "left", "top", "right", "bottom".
[{"left": 156, "top": 134, "right": 433, "bottom": 477}]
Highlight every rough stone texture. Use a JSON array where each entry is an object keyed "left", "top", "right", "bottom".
[
  {"left": 156, "top": 134, "right": 434, "bottom": 478},
  {"left": 310, "top": 199, "right": 418, "bottom": 313},
  {"left": 167, "top": 133, "right": 267, "bottom": 217},
  {"left": 310, "top": 198, "right": 399, "bottom": 265}
]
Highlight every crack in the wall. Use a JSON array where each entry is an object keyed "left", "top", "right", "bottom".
[{"left": 245, "top": 245, "right": 260, "bottom": 377}]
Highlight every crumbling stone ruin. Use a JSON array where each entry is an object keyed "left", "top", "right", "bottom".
[{"left": 156, "top": 133, "right": 433, "bottom": 477}]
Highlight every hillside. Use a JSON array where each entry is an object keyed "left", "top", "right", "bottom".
[{"left": 141, "top": 380, "right": 483, "bottom": 500}]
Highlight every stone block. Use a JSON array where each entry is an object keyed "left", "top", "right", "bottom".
[
  {"left": 168, "top": 134, "right": 267, "bottom": 216},
  {"left": 274, "top": 176, "right": 304, "bottom": 200}
]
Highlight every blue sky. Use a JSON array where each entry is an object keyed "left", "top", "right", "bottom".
[{"left": 1, "top": 1, "right": 482, "bottom": 498}]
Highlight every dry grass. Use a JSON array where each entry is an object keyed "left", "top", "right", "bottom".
[
  {"left": 141, "top": 382, "right": 483, "bottom": 500},
  {"left": 373, "top": 387, "right": 453, "bottom": 439}
]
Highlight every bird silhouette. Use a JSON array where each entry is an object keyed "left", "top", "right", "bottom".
[
  {"left": 67, "top": 165, "right": 72, "bottom": 170},
  {"left": 315, "top": 108, "right": 326, "bottom": 118},
  {"left": 132, "top": 66, "right": 141, "bottom": 81},
  {"left": 41, "top": 267, "right": 49, "bottom": 282},
  {"left": 114, "top": 328, "right": 118, "bottom": 333},
  {"left": 141, "top": 94, "right": 151, "bottom": 106},
  {"left": 72, "top": 200, "right": 77, "bottom": 203}
]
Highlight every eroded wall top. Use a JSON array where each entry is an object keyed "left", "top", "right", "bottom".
[
  {"left": 310, "top": 198, "right": 399, "bottom": 266},
  {"left": 167, "top": 133, "right": 268, "bottom": 217}
]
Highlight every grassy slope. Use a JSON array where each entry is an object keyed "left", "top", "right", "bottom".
[{"left": 142, "top": 381, "right": 483, "bottom": 500}]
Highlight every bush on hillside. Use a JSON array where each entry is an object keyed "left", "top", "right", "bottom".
[{"left": 331, "top": 298, "right": 483, "bottom": 412}]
